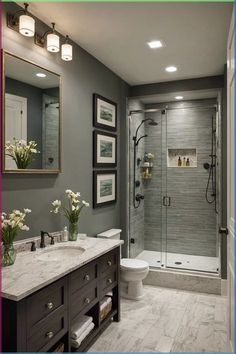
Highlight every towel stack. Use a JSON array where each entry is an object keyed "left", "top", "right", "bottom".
[
  {"left": 71, "top": 315, "right": 95, "bottom": 349},
  {"left": 100, "top": 295, "right": 112, "bottom": 321}
]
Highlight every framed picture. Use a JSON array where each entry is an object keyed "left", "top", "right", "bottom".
[
  {"left": 93, "top": 93, "right": 117, "bottom": 131},
  {"left": 93, "top": 130, "right": 117, "bottom": 168},
  {"left": 93, "top": 170, "right": 117, "bottom": 208}
]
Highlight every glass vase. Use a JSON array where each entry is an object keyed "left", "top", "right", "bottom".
[
  {"left": 69, "top": 222, "right": 78, "bottom": 241},
  {"left": 3, "top": 243, "right": 16, "bottom": 267}
]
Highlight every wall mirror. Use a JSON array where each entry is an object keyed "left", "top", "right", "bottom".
[{"left": 3, "top": 52, "right": 61, "bottom": 173}]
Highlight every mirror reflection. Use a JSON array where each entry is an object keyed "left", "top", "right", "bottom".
[{"left": 4, "top": 52, "right": 60, "bottom": 172}]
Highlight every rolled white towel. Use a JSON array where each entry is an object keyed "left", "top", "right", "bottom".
[
  {"left": 71, "top": 322, "right": 95, "bottom": 348},
  {"left": 71, "top": 315, "right": 93, "bottom": 340},
  {"left": 100, "top": 296, "right": 112, "bottom": 311}
]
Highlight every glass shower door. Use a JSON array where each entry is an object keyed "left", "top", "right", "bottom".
[{"left": 164, "top": 105, "right": 219, "bottom": 273}]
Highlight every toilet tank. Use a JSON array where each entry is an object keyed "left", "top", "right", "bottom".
[{"left": 97, "top": 228, "right": 122, "bottom": 240}]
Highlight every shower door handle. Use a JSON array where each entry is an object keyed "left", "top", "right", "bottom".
[
  {"left": 163, "top": 196, "right": 167, "bottom": 206},
  {"left": 167, "top": 197, "right": 171, "bottom": 206}
]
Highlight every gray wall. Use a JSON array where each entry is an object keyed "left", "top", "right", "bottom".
[
  {"left": 3, "top": 3, "right": 130, "bottom": 240},
  {"left": 5, "top": 77, "right": 43, "bottom": 169}
]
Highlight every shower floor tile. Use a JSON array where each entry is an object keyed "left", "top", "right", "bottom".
[{"left": 136, "top": 250, "right": 219, "bottom": 273}]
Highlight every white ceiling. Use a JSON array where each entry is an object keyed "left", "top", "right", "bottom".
[
  {"left": 25, "top": 2, "right": 232, "bottom": 85},
  {"left": 5, "top": 53, "right": 59, "bottom": 89}
]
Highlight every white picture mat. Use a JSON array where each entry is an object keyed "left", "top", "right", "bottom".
[
  {"left": 97, "top": 174, "right": 115, "bottom": 203},
  {"left": 97, "top": 134, "right": 116, "bottom": 164},
  {"left": 97, "top": 98, "right": 116, "bottom": 127}
]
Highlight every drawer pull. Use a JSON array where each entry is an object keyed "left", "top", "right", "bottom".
[
  {"left": 46, "top": 331, "right": 54, "bottom": 339},
  {"left": 107, "top": 260, "right": 112, "bottom": 266},
  {"left": 107, "top": 278, "right": 112, "bottom": 284},
  {"left": 46, "top": 302, "right": 54, "bottom": 310},
  {"left": 84, "top": 274, "right": 90, "bottom": 281},
  {"left": 84, "top": 297, "right": 90, "bottom": 304}
]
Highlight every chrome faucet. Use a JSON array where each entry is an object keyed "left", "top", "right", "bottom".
[{"left": 40, "top": 231, "right": 54, "bottom": 248}]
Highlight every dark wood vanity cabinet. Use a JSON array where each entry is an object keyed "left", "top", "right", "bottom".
[{"left": 2, "top": 247, "right": 120, "bottom": 352}]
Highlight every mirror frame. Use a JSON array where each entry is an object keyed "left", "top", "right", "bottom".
[{"left": 2, "top": 51, "right": 62, "bottom": 174}]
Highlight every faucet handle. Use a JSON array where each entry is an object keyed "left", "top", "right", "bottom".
[
  {"left": 27, "top": 241, "right": 36, "bottom": 252},
  {"left": 49, "top": 235, "right": 55, "bottom": 245}
]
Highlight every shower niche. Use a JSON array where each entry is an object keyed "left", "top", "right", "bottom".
[{"left": 167, "top": 148, "right": 197, "bottom": 168}]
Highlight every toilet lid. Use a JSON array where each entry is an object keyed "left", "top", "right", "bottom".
[{"left": 121, "top": 258, "right": 149, "bottom": 271}]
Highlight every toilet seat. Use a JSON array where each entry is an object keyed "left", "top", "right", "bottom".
[{"left": 121, "top": 258, "right": 149, "bottom": 272}]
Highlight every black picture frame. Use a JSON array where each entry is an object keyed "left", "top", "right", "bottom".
[
  {"left": 93, "top": 170, "right": 117, "bottom": 208},
  {"left": 93, "top": 130, "right": 117, "bottom": 168},
  {"left": 93, "top": 93, "right": 117, "bottom": 131}
]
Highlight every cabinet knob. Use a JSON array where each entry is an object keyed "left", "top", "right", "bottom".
[
  {"left": 46, "top": 302, "right": 54, "bottom": 310},
  {"left": 84, "top": 274, "right": 90, "bottom": 281},
  {"left": 46, "top": 331, "right": 54, "bottom": 339},
  {"left": 84, "top": 297, "right": 90, "bottom": 304},
  {"left": 107, "top": 278, "right": 112, "bottom": 284},
  {"left": 107, "top": 260, "right": 112, "bottom": 266}
]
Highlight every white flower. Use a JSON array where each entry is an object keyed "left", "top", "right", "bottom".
[
  {"left": 30, "top": 149, "right": 37, "bottom": 153},
  {"left": 82, "top": 200, "right": 90, "bottom": 207},
  {"left": 24, "top": 208, "right": 31, "bottom": 214},
  {"left": 19, "top": 139, "right": 26, "bottom": 145},
  {"left": 52, "top": 200, "right": 61, "bottom": 207},
  {"left": 21, "top": 225, "right": 29, "bottom": 231},
  {"left": 13, "top": 210, "right": 21, "bottom": 215},
  {"left": 65, "top": 189, "right": 72, "bottom": 194},
  {"left": 72, "top": 205, "right": 76, "bottom": 211}
]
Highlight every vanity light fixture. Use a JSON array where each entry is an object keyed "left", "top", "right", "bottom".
[
  {"left": 61, "top": 35, "right": 73, "bottom": 61},
  {"left": 7, "top": 3, "right": 35, "bottom": 37},
  {"left": 175, "top": 96, "right": 183, "bottom": 100},
  {"left": 36, "top": 73, "right": 46, "bottom": 78},
  {"left": 165, "top": 66, "right": 177, "bottom": 72},
  {"left": 147, "top": 40, "right": 163, "bottom": 49}
]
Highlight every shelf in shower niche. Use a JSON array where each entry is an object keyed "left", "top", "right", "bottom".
[{"left": 167, "top": 148, "right": 197, "bottom": 168}]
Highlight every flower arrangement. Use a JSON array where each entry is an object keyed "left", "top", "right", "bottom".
[
  {"left": 1, "top": 208, "right": 31, "bottom": 266},
  {"left": 5, "top": 139, "right": 40, "bottom": 169},
  {"left": 51, "top": 189, "right": 89, "bottom": 241}
]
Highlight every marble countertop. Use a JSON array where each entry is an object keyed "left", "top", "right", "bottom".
[{"left": 2, "top": 237, "right": 123, "bottom": 301}]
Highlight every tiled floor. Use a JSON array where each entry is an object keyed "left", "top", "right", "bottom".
[
  {"left": 88, "top": 285, "right": 228, "bottom": 353},
  {"left": 136, "top": 250, "right": 219, "bottom": 273}
]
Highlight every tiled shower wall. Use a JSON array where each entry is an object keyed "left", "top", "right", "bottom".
[{"left": 144, "top": 99, "right": 217, "bottom": 257}]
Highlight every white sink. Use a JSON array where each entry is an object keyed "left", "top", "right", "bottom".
[{"left": 36, "top": 246, "right": 85, "bottom": 262}]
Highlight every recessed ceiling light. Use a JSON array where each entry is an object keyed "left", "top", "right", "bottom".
[
  {"left": 175, "top": 96, "right": 183, "bottom": 100},
  {"left": 147, "top": 40, "right": 163, "bottom": 49},
  {"left": 165, "top": 66, "right": 177, "bottom": 72},
  {"left": 36, "top": 73, "right": 46, "bottom": 78}
]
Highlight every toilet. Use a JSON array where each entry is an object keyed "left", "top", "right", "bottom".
[{"left": 97, "top": 229, "right": 149, "bottom": 301}]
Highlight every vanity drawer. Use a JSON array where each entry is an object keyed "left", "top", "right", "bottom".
[
  {"left": 100, "top": 250, "right": 117, "bottom": 274},
  {"left": 71, "top": 280, "right": 98, "bottom": 321},
  {"left": 27, "top": 309, "right": 68, "bottom": 352},
  {"left": 70, "top": 261, "right": 97, "bottom": 293},
  {"left": 26, "top": 277, "right": 67, "bottom": 329},
  {"left": 101, "top": 270, "right": 117, "bottom": 295}
]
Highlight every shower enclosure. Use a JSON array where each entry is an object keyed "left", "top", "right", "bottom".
[{"left": 128, "top": 98, "right": 221, "bottom": 274}]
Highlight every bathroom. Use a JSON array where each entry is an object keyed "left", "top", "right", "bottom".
[{"left": 1, "top": 2, "right": 234, "bottom": 353}]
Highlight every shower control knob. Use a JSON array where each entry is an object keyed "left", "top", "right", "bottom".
[{"left": 219, "top": 227, "right": 229, "bottom": 235}]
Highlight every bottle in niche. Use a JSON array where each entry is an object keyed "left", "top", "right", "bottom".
[
  {"left": 186, "top": 158, "right": 190, "bottom": 166},
  {"left": 183, "top": 157, "right": 186, "bottom": 166},
  {"left": 178, "top": 156, "right": 182, "bottom": 167}
]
